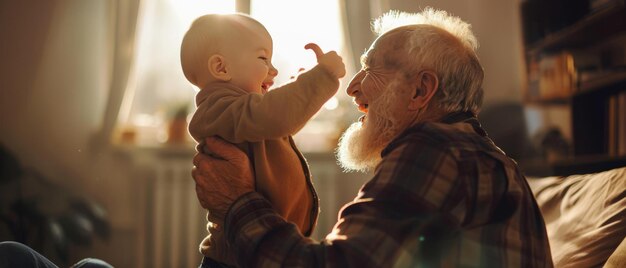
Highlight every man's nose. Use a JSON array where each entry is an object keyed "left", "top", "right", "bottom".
[{"left": 346, "top": 71, "right": 364, "bottom": 96}]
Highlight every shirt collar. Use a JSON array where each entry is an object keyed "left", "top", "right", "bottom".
[
  {"left": 381, "top": 111, "right": 487, "bottom": 156},
  {"left": 440, "top": 111, "right": 486, "bottom": 137}
]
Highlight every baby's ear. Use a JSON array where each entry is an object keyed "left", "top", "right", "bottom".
[{"left": 208, "top": 55, "right": 231, "bottom": 81}]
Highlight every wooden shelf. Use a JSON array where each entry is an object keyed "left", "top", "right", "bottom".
[
  {"left": 526, "top": 2, "right": 626, "bottom": 56},
  {"left": 576, "top": 70, "right": 626, "bottom": 95},
  {"left": 551, "top": 155, "right": 626, "bottom": 176},
  {"left": 523, "top": 70, "right": 626, "bottom": 103},
  {"left": 520, "top": 1, "right": 626, "bottom": 176},
  {"left": 520, "top": 155, "right": 626, "bottom": 177}
]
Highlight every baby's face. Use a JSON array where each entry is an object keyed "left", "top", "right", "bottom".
[{"left": 223, "top": 22, "right": 278, "bottom": 94}]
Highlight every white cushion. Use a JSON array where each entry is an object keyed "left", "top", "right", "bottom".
[{"left": 528, "top": 167, "right": 626, "bottom": 268}]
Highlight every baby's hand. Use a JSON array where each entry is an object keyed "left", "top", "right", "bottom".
[{"left": 305, "top": 43, "right": 346, "bottom": 79}]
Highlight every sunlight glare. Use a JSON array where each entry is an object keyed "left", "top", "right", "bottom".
[
  {"left": 324, "top": 97, "right": 339, "bottom": 110},
  {"left": 134, "top": 113, "right": 157, "bottom": 127},
  {"left": 170, "top": 0, "right": 236, "bottom": 19},
  {"left": 251, "top": 0, "right": 343, "bottom": 87}
]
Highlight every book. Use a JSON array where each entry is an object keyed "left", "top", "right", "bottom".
[{"left": 537, "top": 52, "right": 576, "bottom": 99}]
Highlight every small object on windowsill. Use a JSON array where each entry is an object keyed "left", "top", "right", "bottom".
[
  {"left": 119, "top": 126, "right": 137, "bottom": 144},
  {"left": 111, "top": 125, "right": 195, "bottom": 158},
  {"left": 163, "top": 100, "right": 192, "bottom": 144},
  {"left": 166, "top": 118, "right": 188, "bottom": 144}
]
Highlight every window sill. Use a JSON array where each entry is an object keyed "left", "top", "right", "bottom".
[{"left": 111, "top": 142, "right": 196, "bottom": 161}]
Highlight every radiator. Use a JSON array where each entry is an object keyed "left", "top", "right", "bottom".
[
  {"left": 137, "top": 151, "right": 368, "bottom": 267},
  {"left": 141, "top": 157, "right": 207, "bottom": 268}
]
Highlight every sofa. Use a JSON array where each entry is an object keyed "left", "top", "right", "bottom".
[{"left": 527, "top": 166, "right": 626, "bottom": 267}]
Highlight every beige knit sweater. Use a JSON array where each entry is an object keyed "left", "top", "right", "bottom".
[{"left": 188, "top": 65, "right": 340, "bottom": 265}]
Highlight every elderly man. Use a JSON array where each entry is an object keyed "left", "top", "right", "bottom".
[{"left": 192, "top": 8, "right": 553, "bottom": 267}]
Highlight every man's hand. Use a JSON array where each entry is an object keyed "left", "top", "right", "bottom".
[
  {"left": 305, "top": 43, "right": 346, "bottom": 79},
  {"left": 192, "top": 137, "right": 254, "bottom": 221}
]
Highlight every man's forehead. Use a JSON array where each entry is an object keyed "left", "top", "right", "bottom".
[
  {"left": 360, "top": 36, "right": 405, "bottom": 68},
  {"left": 360, "top": 38, "right": 385, "bottom": 66}
]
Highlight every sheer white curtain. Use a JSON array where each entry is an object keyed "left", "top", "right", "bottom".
[
  {"left": 94, "top": 0, "right": 142, "bottom": 150},
  {"left": 341, "top": 0, "right": 377, "bottom": 70},
  {"left": 111, "top": 0, "right": 237, "bottom": 146}
]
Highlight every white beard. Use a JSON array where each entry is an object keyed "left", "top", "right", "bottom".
[
  {"left": 336, "top": 121, "right": 382, "bottom": 172},
  {"left": 336, "top": 80, "right": 412, "bottom": 172}
]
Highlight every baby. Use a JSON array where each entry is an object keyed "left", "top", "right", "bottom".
[{"left": 180, "top": 13, "right": 345, "bottom": 266}]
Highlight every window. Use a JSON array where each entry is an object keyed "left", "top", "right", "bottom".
[
  {"left": 250, "top": 0, "right": 357, "bottom": 152},
  {"left": 116, "top": 0, "right": 236, "bottom": 146},
  {"left": 116, "top": 0, "right": 356, "bottom": 152}
]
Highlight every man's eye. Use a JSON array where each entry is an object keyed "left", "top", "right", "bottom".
[{"left": 258, "top": 57, "right": 268, "bottom": 61}]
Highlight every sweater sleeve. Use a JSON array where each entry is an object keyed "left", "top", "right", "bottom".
[{"left": 188, "top": 65, "right": 339, "bottom": 143}]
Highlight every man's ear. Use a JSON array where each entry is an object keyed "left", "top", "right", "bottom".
[
  {"left": 408, "top": 70, "right": 439, "bottom": 111},
  {"left": 207, "top": 55, "right": 231, "bottom": 81}
]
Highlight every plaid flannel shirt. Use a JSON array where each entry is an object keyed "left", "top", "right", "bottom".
[{"left": 223, "top": 112, "right": 553, "bottom": 267}]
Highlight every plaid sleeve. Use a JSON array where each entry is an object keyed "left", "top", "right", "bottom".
[
  {"left": 224, "top": 140, "right": 468, "bottom": 267},
  {"left": 361, "top": 139, "right": 467, "bottom": 225}
]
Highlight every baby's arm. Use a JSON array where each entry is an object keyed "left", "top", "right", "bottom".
[{"left": 190, "top": 44, "right": 345, "bottom": 143}]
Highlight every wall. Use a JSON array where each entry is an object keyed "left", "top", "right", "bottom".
[
  {"left": 0, "top": 1, "right": 139, "bottom": 266},
  {"left": 1, "top": 1, "right": 109, "bottom": 180},
  {"left": 382, "top": 0, "right": 526, "bottom": 105}
]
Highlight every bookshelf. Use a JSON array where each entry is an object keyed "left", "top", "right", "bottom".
[{"left": 520, "top": 0, "right": 626, "bottom": 176}]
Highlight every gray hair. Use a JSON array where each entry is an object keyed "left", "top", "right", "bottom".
[{"left": 372, "top": 7, "right": 484, "bottom": 114}]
